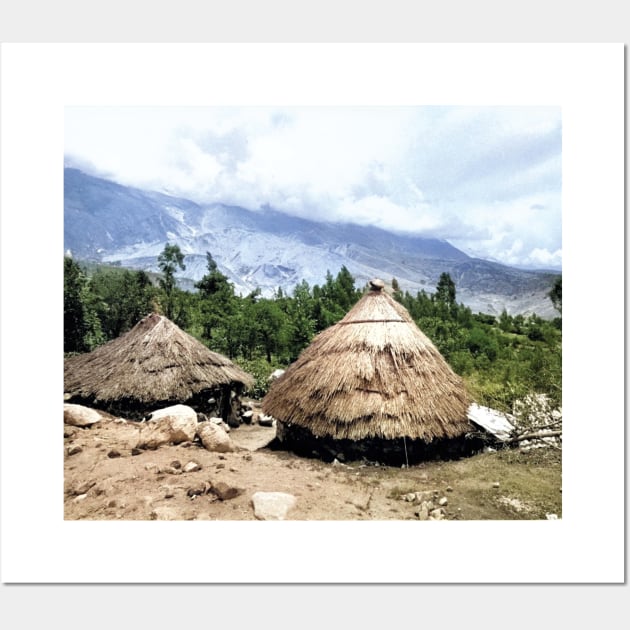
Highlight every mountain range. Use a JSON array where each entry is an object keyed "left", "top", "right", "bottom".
[{"left": 64, "top": 167, "right": 560, "bottom": 318}]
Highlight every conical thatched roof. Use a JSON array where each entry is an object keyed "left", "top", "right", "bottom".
[
  {"left": 64, "top": 313, "right": 254, "bottom": 414},
  {"left": 262, "top": 279, "right": 472, "bottom": 442}
]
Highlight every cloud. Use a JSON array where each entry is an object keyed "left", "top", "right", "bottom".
[{"left": 65, "top": 106, "right": 562, "bottom": 269}]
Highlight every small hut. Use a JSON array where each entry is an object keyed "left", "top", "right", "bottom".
[
  {"left": 64, "top": 313, "right": 254, "bottom": 420},
  {"left": 262, "top": 279, "right": 480, "bottom": 463}
]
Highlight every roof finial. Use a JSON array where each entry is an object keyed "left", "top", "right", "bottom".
[{"left": 369, "top": 278, "right": 385, "bottom": 292}]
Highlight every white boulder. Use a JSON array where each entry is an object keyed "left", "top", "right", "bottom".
[
  {"left": 197, "top": 421, "right": 234, "bottom": 453},
  {"left": 64, "top": 403, "right": 104, "bottom": 427},
  {"left": 251, "top": 491, "right": 296, "bottom": 520},
  {"left": 137, "top": 404, "right": 198, "bottom": 449}
]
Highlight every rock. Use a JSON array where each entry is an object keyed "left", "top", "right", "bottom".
[
  {"left": 67, "top": 445, "right": 83, "bottom": 456},
  {"left": 209, "top": 416, "right": 231, "bottom": 433},
  {"left": 74, "top": 481, "right": 96, "bottom": 495},
  {"left": 170, "top": 460, "right": 182, "bottom": 469},
  {"left": 211, "top": 482, "right": 243, "bottom": 501},
  {"left": 144, "top": 463, "right": 160, "bottom": 473},
  {"left": 268, "top": 369, "right": 285, "bottom": 382},
  {"left": 546, "top": 513, "right": 559, "bottom": 520},
  {"left": 136, "top": 404, "right": 198, "bottom": 449},
  {"left": 415, "top": 503, "right": 430, "bottom": 520},
  {"left": 446, "top": 486, "right": 453, "bottom": 492},
  {"left": 64, "top": 403, "right": 103, "bottom": 427},
  {"left": 187, "top": 487, "right": 206, "bottom": 497},
  {"left": 429, "top": 508, "right": 445, "bottom": 520},
  {"left": 492, "top": 482, "right": 500, "bottom": 488},
  {"left": 241, "top": 410, "right": 254, "bottom": 424},
  {"left": 73, "top": 494, "right": 88, "bottom": 503},
  {"left": 258, "top": 414, "right": 275, "bottom": 427},
  {"left": 251, "top": 492, "right": 296, "bottom": 520},
  {"left": 197, "top": 421, "right": 235, "bottom": 453},
  {"left": 131, "top": 448, "right": 142, "bottom": 456},
  {"left": 402, "top": 493, "right": 416, "bottom": 502},
  {"left": 183, "top": 461, "right": 201, "bottom": 473},
  {"left": 107, "top": 449, "right": 121, "bottom": 458},
  {"left": 161, "top": 466, "right": 182, "bottom": 475},
  {"left": 438, "top": 497, "right": 448, "bottom": 507},
  {"left": 413, "top": 491, "right": 433, "bottom": 504},
  {"left": 150, "top": 507, "right": 179, "bottom": 520}
]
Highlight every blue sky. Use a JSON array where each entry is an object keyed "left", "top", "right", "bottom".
[{"left": 65, "top": 105, "right": 562, "bottom": 269}]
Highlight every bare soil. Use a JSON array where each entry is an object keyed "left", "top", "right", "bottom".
[{"left": 64, "top": 408, "right": 562, "bottom": 521}]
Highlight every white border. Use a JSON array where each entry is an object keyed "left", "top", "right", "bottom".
[{"left": 1, "top": 43, "right": 625, "bottom": 583}]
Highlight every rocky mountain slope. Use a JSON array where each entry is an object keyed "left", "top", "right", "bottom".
[{"left": 64, "top": 168, "right": 560, "bottom": 318}]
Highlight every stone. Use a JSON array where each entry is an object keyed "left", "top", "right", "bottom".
[
  {"left": 161, "top": 466, "right": 182, "bottom": 475},
  {"left": 64, "top": 403, "right": 103, "bottom": 427},
  {"left": 209, "top": 416, "right": 231, "bottom": 433},
  {"left": 136, "top": 404, "right": 198, "bottom": 449},
  {"left": 251, "top": 492, "right": 297, "bottom": 520},
  {"left": 107, "top": 449, "right": 121, "bottom": 458},
  {"left": 241, "top": 410, "right": 254, "bottom": 424},
  {"left": 74, "top": 481, "right": 96, "bottom": 495},
  {"left": 170, "top": 460, "right": 182, "bottom": 469},
  {"left": 268, "top": 369, "right": 285, "bottom": 382},
  {"left": 492, "top": 482, "right": 500, "bottom": 488},
  {"left": 413, "top": 491, "right": 433, "bottom": 504},
  {"left": 73, "top": 494, "right": 88, "bottom": 503},
  {"left": 546, "top": 513, "right": 559, "bottom": 520},
  {"left": 415, "top": 503, "right": 430, "bottom": 520},
  {"left": 429, "top": 508, "right": 445, "bottom": 520},
  {"left": 150, "top": 507, "right": 179, "bottom": 520},
  {"left": 197, "top": 421, "right": 235, "bottom": 453},
  {"left": 183, "top": 461, "right": 201, "bottom": 473},
  {"left": 144, "top": 463, "right": 160, "bottom": 473},
  {"left": 131, "top": 448, "right": 142, "bottom": 456},
  {"left": 438, "top": 497, "right": 448, "bottom": 506},
  {"left": 211, "top": 482, "right": 243, "bottom": 501},
  {"left": 67, "top": 445, "right": 83, "bottom": 456}
]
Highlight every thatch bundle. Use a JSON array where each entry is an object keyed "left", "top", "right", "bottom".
[
  {"left": 64, "top": 313, "right": 254, "bottom": 418},
  {"left": 263, "top": 279, "right": 474, "bottom": 459}
]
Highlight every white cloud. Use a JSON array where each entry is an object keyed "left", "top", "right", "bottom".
[{"left": 65, "top": 106, "right": 562, "bottom": 269}]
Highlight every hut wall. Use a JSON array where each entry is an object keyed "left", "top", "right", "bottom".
[{"left": 275, "top": 421, "right": 486, "bottom": 465}]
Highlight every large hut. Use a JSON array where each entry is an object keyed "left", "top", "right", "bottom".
[
  {"left": 262, "top": 279, "right": 480, "bottom": 463},
  {"left": 64, "top": 313, "right": 254, "bottom": 420}
]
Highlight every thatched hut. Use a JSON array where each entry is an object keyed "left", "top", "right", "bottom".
[
  {"left": 262, "top": 279, "right": 480, "bottom": 463},
  {"left": 64, "top": 313, "right": 254, "bottom": 420}
]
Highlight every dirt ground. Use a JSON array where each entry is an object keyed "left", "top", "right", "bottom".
[{"left": 64, "top": 404, "right": 562, "bottom": 521}]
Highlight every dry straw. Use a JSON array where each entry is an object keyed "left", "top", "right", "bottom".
[
  {"left": 64, "top": 313, "right": 254, "bottom": 412},
  {"left": 263, "top": 279, "right": 472, "bottom": 442}
]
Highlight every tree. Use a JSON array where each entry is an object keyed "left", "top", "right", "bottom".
[
  {"left": 90, "top": 268, "right": 155, "bottom": 339},
  {"left": 434, "top": 272, "right": 457, "bottom": 309},
  {"left": 195, "top": 251, "right": 237, "bottom": 344},
  {"left": 548, "top": 276, "right": 562, "bottom": 315},
  {"left": 63, "top": 256, "right": 104, "bottom": 352},
  {"left": 157, "top": 243, "right": 186, "bottom": 319}
]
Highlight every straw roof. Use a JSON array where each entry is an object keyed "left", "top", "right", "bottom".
[
  {"left": 64, "top": 313, "right": 254, "bottom": 412},
  {"left": 262, "top": 279, "right": 472, "bottom": 442}
]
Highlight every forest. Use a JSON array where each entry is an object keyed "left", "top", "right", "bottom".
[{"left": 64, "top": 244, "right": 562, "bottom": 414}]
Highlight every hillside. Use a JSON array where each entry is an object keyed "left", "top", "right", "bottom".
[{"left": 64, "top": 168, "right": 559, "bottom": 318}]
